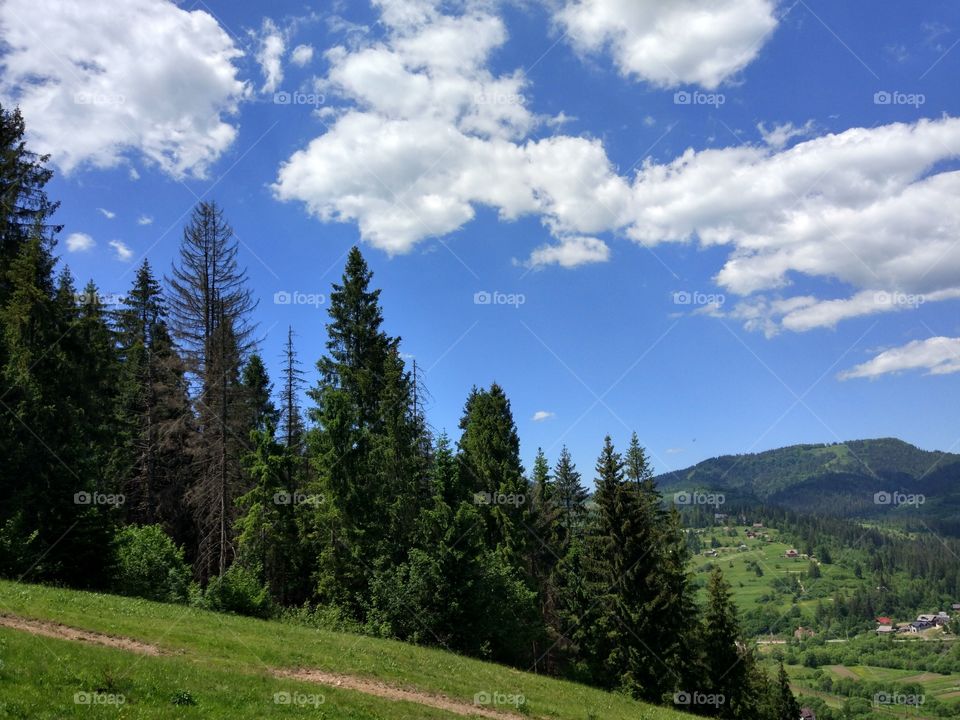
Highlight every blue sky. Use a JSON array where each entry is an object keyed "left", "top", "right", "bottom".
[{"left": 2, "top": 0, "right": 959, "bottom": 477}]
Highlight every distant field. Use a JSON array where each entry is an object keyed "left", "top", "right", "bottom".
[
  {"left": 776, "top": 661, "right": 960, "bottom": 719},
  {"left": 687, "top": 525, "right": 859, "bottom": 617},
  {"left": 0, "top": 580, "right": 695, "bottom": 720}
]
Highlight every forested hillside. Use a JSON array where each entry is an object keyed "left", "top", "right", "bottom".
[
  {"left": 657, "top": 438, "right": 960, "bottom": 526},
  {"left": 0, "top": 103, "right": 802, "bottom": 719}
]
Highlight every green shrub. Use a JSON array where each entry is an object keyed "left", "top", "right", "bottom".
[
  {"left": 112, "top": 525, "right": 191, "bottom": 602},
  {"left": 197, "top": 563, "right": 272, "bottom": 618}
]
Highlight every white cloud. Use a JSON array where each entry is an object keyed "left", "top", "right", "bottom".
[
  {"left": 291, "top": 44, "right": 314, "bottom": 67},
  {"left": 273, "top": 1, "right": 960, "bottom": 336},
  {"left": 109, "top": 239, "right": 134, "bottom": 262},
  {"left": 554, "top": 0, "right": 778, "bottom": 89},
  {"left": 0, "top": 0, "right": 247, "bottom": 178},
  {"left": 97, "top": 208, "right": 116, "bottom": 219},
  {"left": 256, "top": 18, "right": 285, "bottom": 93},
  {"left": 839, "top": 338, "right": 960, "bottom": 380},
  {"left": 274, "top": 1, "right": 623, "bottom": 256},
  {"left": 532, "top": 410, "right": 555, "bottom": 421},
  {"left": 527, "top": 236, "right": 609, "bottom": 269},
  {"left": 137, "top": 215, "right": 154, "bottom": 226},
  {"left": 757, "top": 120, "right": 814, "bottom": 149},
  {"left": 128, "top": 168, "right": 140, "bottom": 181},
  {"left": 66, "top": 232, "right": 95, "bottom": 252}
]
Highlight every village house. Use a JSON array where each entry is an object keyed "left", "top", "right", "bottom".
[
  {"left": 952, "top": 603, "right": 960, "bottom": 611},
  {"left": 876, "top": 625, "right": 894, "bottom": 635},
  {"left": 800, "top": 707, "right": 816, "bottom": 720},
  {"left": 785, "top": 549, "right": 799, "bottom": 558},
  {"left": 876, "top": 616, "right": 893, "bottom": 625},
  {"left": 794, "top": 626, "right": 815, "bottom": 640}
]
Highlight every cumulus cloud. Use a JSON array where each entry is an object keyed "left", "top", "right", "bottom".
[
  {"left": 839, "top": 338, "right": 960, "bottom": 380},
  {"left": 66, "top": 232, "right": 95, "bottom": 252},
  {"left": 274, "top": 0, "right": 623, "bottom": 260},
  {"left": 97, "top": 208, "right": 116, "bottom": 219},
  {"left": 0, "top": 0, "right": 247, "bottom": 178},
  {"left": 108, "top": 239, "right": 134, "bottom": 262},
  {"left": 527, "top": 236, "right": 610, "bottom": 269},
  {"left": 532, "top": 410, "right": 555, "bottom": 421},
  {"left": 554, "top": 0, "right": 778, "bottom": 89},
  {"left": 256, "top": 18, "right": 285, "bottom": 93},
  {"left": 273, "top": 0, "right": 960, "bottom": 333},
  {"left": 291, "top": 44, "right": 314, "bottom": 67}
]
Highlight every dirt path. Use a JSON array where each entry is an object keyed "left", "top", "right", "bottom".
[
  {"left": 0, "top": 614, "right": 162, "bottom": 655},
  {"left": 274, "top": 668, "right": 523, "bottom": 719},
  {"left": 0, "top": 613, "right": 523, "bottom": 719}
]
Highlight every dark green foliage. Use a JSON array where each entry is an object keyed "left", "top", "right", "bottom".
[
  {"left": 112, "top": 260, "right": 193, "bottom": 542},
  {"left": 112, "top": 524, "right": 192, "bottom": 602},
  {"left": 306, "top": 247, "right": 426, "bottom": 616},
  {"left": 198, "top": 562, "right": 272, "bottom": 618}
]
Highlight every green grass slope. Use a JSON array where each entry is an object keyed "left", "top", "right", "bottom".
[{"left": 0, "top": 580, "right": 696, "bottom": 720}]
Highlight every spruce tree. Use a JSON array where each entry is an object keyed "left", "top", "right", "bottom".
[
  {"left": 167, "top": 202, "right": 255, "bottom": 580},
  {"left": 0, "top": 104, "right": 61, "bottom": 301},
  {"left": 702, "top": 566, "right": 759, "bottom": 718},
  {"left": 456, "top": 383, "right": 529, "bottom": 559},
  {"left": 307, "top": 246, "right": 424, "bottom": 614},
  {"left": 113, "top": 260, "right": 193, "bottom": 542},
  {"left": 241, "top": 354, "right": 278, "bottom": 434},
  {"left": 774, "top": 661, "right": 800, "bottom": 720},
  {"left": 0, "top": 232, "right": 112, "bottom": 585},
  {"left": 580, "top": 435, "right": 682, "bottom": 702}
]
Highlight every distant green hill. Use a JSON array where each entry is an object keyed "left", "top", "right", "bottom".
[{"left": 656, "top": 438, "right": 960, "bottom": 523}]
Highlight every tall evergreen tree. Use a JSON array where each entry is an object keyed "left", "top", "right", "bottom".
[
  {"left": 578, "top": 435, "right": 685, "bottom": 702},
  {"left": 307, "top": 246, "right": 424, "bottom": 614},
  {"left": 456, "top": 383, "right": 529, "bottom": 560},
  {"left": 701, "top": 566, "right": 759, "bottom": 718},
  {"left": 168, "top": 202, "right": 255, "bottom": 580},
  {"left": 240, "top": 353, "right": 278, "bottom": 433},
  {"left": 553, "top": 446, "right": 588, "bottom": 540},
  {"left": 0, "top": 104, "right": 61, "bottom": 301},
  {"left": 0, "top": 232, "right": 112, "bottom": 585},
  {"left": 112, "top": 260, "right": 193, "bottom": 543}
]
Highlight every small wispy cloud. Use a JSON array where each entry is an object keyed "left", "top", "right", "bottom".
[
  {"left": 98, "top": 207, "right": 116, "bottom": 219},
  {"left": 666, "top": 447, "right": 685, "bottom": 455},
  {"left": 109, "top": 239, "right": 134, "bottom": 262},
  {"left": 291, "top": 44, "right": 314, "bottom": 67},
  {"left": 137, "top": 215, "right": 153, "bottom": 225},
  {"left": 532, "top": 410, "right": 555, "bottom": 422},
  {"left": 66, "top": 232, "right": 95, "bottom": 252}
]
